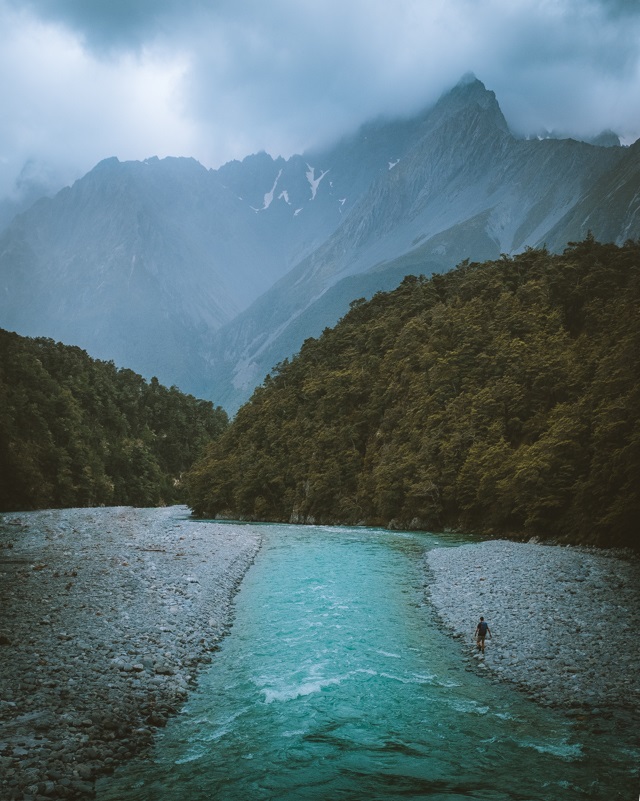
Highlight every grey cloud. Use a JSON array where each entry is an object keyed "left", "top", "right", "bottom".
[
  {"left": 9, "top": 0, "right": 201, "bottom": 51},
  {"left": 598, "top": 0, "right": 640, "bottom": 17},
  {"left": 180, "top": 0, "right": 640, "bottom": 155},
  {"left": 1, "top": 0, "right": 639, "bottom": 203}
]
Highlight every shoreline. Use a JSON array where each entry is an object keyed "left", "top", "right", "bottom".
[
  {"left": 0, "top": 506, "right": 262, "bottom": 801},
  {"left": 425, "top": 539, "right": 640, "bottom": 726},
  {"left": 2, "top": 512, "right": 638, "bottom": 798}
]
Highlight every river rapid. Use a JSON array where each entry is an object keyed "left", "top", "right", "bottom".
[{"left": 97, "top": 523, "right": 638, "bottom": 801}]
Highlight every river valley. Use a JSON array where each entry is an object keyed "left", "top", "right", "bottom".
[{"left": 93, "top": 521, "right": 638, "bottom": 801}]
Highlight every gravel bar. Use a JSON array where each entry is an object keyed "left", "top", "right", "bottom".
[
  {"left": 426, "top": 540, "right": 640, "bottom": 722},
  {"left": 0, "top": 506, "right": 261, "bottom": 801}
]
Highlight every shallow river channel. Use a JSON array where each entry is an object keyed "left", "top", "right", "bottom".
[{"left": 96, "top": 523, "right": 637, "bottom": 800}]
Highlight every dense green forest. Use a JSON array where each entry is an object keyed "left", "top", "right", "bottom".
[
  {"left": 0, "top": 330, "right": 228, "bottom": 511},
  {"left": 187, "top": 238, "right": 640, "bottom": 549}
]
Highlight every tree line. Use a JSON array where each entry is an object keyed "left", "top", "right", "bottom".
[
  {"left": 0, "top": 330, "right": 228, "bottom": 511},
  {"left": 187, "top": 237, "right": 639, "bottom": 550}
]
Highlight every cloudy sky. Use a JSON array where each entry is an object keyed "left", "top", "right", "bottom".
[{"left": 1, "top": 0, "right": 639, "bottom": 201}]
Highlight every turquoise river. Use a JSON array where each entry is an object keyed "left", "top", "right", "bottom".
[{"left": 96, "top": 523, "right": 637, "bottom": 800}]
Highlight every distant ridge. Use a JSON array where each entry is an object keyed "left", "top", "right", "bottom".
[{"left": 0, "top": 77, "right": 637, "bottom": 410}]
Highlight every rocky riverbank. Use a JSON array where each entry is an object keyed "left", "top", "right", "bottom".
[
  {"left": 426, "top": 540, "right": 640, "bottom": 725},
  {"left": 0, "top": 506, "right": 261, "bottom": 801}
]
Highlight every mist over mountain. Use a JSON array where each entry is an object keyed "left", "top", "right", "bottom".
[{"left": 0, "top": 77, "right": 637, "bottom": 409}]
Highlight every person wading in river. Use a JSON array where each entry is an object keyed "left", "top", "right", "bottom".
[{"left": 474, "top": 616, "right": 491, "bottom": 653}]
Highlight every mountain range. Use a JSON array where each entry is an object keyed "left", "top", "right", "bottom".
[{"left": 1, "top": 75, "right": 638, "bottom": 412}]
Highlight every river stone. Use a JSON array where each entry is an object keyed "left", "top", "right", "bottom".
[
  {"left": 426, "top": 539, "right": 640, "bottom": 718},
  {"left": 0, "top": 506, "right": 262, "bottom": 801}
]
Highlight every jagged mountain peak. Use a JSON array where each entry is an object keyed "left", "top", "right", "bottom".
[
  {"left": 0, "top": 76, "right": 637, "bottom": 412},
  {"left": 588, "top": 130, "right": 621, "bottom": 148},
  {"left": 207, "top": 77, "right": 511, "bottom": 224},
  {"left": 86, "top": 154, "right": 206, "bottom": 179},
  {"left": 456, "top": 70, "right": 479, "bottom": 86},
  {"left": 431, "top": 74, "right": 510, "bottom": 134},
  {"left": 92, "top": 155, "right": 120, "bottom": 171}
]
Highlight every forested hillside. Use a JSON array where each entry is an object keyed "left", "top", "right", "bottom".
[
  {"left": 187, "top": 238, "right": 640, "bottom": 549},
  {"left": 0, "top": 331, "right": 228, "bottom": 511}
]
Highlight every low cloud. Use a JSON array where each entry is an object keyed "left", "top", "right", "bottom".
[{"left": 1, "top": 0, "right": 639, "bottom": 200}]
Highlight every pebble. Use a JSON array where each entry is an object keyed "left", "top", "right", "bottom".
[
  {"left": 426, "top": 539, "right": 640, "bottom": 722},
  {"left": 0, "top": 506, "right": 261, "bottom": 801}
]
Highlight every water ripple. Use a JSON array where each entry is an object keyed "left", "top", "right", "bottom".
[{"left": 97, "top": 524, "right": 637, "bottom": 801}]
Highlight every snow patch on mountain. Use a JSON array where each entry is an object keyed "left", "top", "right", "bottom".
[
  {"left": 252, "top": 169, "right": 283, "bottom": 212},
  {"left": 306, "top": 165, "right": 329, "bottom": 200}
]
